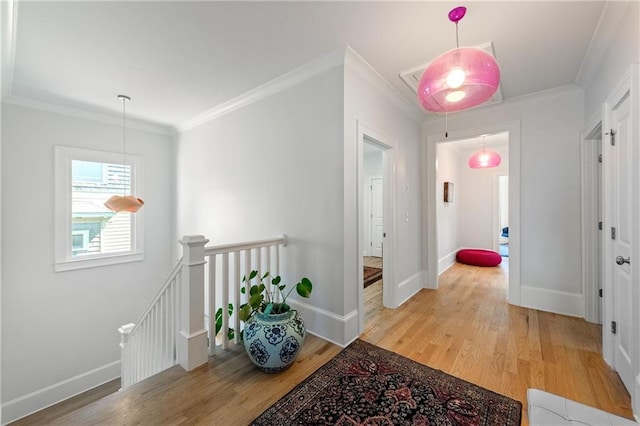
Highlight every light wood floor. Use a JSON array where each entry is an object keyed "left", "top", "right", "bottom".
[{"left": 14, "top": 261, "right": 632, "bottom": 425}]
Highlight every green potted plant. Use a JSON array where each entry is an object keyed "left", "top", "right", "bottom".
[{"left": 238, "top": 270, "right": 313, "bottom": 373}]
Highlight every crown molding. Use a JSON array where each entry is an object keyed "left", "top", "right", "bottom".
[
  {"left": 575, "top": 2, "right": 630, "bottom": 89},
  {"left": 175, "top": 48, "right": 346, "bottom": 134},
  {"left": 504, "top": 84, "right": 583, "bottom": 106},
  {"left": 3, "top": 95, "right": 173, "bottom": 136},
  {"left": 344, "top": 46, "right": 424, "bottom": 123}
]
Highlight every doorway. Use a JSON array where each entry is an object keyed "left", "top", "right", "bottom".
[
  {"left": 426, "top": 121, "right": 520, "bottom": 304},
  {"left": 356, "top": 121, "right": 396, "bottom": 335},
  {"left": 363, "top": 142, "right": 384, "bottom": 329}
]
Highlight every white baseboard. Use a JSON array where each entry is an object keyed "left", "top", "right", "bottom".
[
  {"left": 395, "top": 270, "right": 426, "bottom": 308},
  {"left": 438, "top": 249, "right": 459, "bottom": 275},
  {"left": 288, "top": 299, "right": 358, "bottom": 347},
  {"left": 520, "top": 285, "right": 584, "bottom": 318},
  {"left": 634, "top": 375, "right": 640, "bottom": 422},
  {"left": 2, "top": 361, "right": 120, "bottom": 425}
]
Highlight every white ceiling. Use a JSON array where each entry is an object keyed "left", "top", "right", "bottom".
[{"left": 5, "top": 1, "right": 606, "bottom": 129}]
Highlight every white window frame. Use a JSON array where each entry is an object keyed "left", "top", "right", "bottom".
[{"left": 55, "top": 145, "right": 144, "bottom": 272}]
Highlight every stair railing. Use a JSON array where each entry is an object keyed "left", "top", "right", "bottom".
[{"left": 119, "top": 234, "right": 287, "bottom": 389}]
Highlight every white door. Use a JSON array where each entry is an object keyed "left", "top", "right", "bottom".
[
  {"left": 370, "top": 177, "right": 383, "bottom": 257},
  {"left": 610, "top": 89, "right": 634, "bottom": 395}
]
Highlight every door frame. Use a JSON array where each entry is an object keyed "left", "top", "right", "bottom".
[
  {"left": 357, "top": 121, "right": 396, "bottom": 334},
  {"left": 426, "top": 121, "right": 521, "bottom": 303},
  {"left": 601, "top": 66, "right": 639, "bottom": 411},
  {"left": 581, "top": 115, "right": 603, "bottom": 325}
]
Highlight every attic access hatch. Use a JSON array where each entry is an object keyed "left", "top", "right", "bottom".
[{"left": 400, "top": 41, "right": 504, "bottom": 113}]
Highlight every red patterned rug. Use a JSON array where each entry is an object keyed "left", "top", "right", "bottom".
[
  {"left": 252, "top": 339, "right": 522, "bottom": 425},
  {"left": 363, "top": 266, "right": 382, "bottom": 288}
]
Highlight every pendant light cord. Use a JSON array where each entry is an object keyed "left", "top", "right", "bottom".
[
  {"left": 118, "top": 94, "right": 130, "bottom": 197},
  {"left": 455, "top": 22, "right": 459, "bottom": 48}
]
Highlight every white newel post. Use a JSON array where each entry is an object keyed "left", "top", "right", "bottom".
[
  {"left": 177, "top": 235, "right": 210, "bottom": 371},
  {"left": 118, "top": 322, "right": 135, "bottom": 388}
]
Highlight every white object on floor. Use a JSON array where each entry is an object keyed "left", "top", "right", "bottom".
[{"left": 527, "top": 389, "right": 637, "bottom": 425}]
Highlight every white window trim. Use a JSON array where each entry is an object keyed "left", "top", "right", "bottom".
[{"left": 54, "top": 145, "right": 144, "bottom": 272}]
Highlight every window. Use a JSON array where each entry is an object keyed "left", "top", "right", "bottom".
[{"left": 55, "top": 146, "right": 144, "bottom": 271}]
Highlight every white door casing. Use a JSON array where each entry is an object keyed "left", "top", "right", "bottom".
[
  {"left": 601, "top": 65, "right": 639, "bottom": 410},
  {"left": 370, "top": 177, "right": 383, "bottom": 257}
]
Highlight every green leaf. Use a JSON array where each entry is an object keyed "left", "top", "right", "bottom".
[
  {"left": 239, "top": 304, "right": 252, "bottom": 322},
  {"left": 272, "top": 276, "right": 281, "bottom": 285},
  {"left": 296, "top": 277, "right": 313, "bottom": 298},
  {"left": 240, "top": 287, "right": 246, "bottom": 294},
  {"left": 249, "top": 293, "right": 263, "bottom": 308},
  {"left": 227, "top": 328, "right": 235, "bottom": 340},
  {"left": 279, "top": 285, "right": 286, "bottom": 291}
]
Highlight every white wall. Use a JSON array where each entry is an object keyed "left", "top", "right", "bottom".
[
  {"left": 344, "top": 48, "right": 424, "bottom": 320},
  {"left": 1, "top": 101, "right": 174, "bottom": 423},
  {"left": 582, "top": 1, "right": 640, "bottom": 122},
  {"left": 425, "top": 86, "right": 584, "bottom": 317},
  {"left": 457, "top": 146, "right": 509, "bottom": 251},
  {"left": 176, "top": 65, "right": 347, "bottom": 342},
  {"left": 435, "top": 143, "right": 459, "bottom": 272}
]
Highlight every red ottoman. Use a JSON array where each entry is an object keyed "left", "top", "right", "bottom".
[{"left": 456, "top": 249, "right": 502, "bottom": 267}]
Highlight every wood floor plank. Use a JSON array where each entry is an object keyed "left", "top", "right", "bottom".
[{"left": 12, "top": 260, "right": 633, "bottom": 425}]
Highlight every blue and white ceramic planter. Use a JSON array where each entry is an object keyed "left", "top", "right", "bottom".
[{"left": 243, "top": 310, "right": 306, "bottom": 373}]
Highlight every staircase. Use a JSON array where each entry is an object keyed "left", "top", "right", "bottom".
[{"left": 118, "top": 234, "right": 287, "bottom": 388}]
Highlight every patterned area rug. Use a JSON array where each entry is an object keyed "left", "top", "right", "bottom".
[
  {"left": 252, "top": 339, "right": 522, "bottom": 425},
  {"left": 363, "top": 266, "right": 382, "bottom": 288}
]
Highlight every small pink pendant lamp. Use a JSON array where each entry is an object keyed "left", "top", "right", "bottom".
[
  {"left": 418, "top": 6, "right": 500, "bottom": 113},
  {"left": 104, "top": 95, "right": 144, "bottom": 213},
  {"left": 468, "top": 135, "right": 501, "bottom": 169}
]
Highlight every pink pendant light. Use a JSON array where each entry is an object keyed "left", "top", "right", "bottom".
[
  {"left": 468, "top": 135, "right": 501, "bottom": 169},
  {"left": 104, "top": 95, "right": 144, "bottom": 213},
  {"left": 418, "top": 6, "right": 500, "bottom": 113}
]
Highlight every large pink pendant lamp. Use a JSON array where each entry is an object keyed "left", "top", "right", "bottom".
[
  {"left": 417, "top": 6, "right": 500, "bottom": 113},
  {"left": 468, "top": 135, "right": 501, "bottom": 169},
  {"left": 104, "top": 95, "right": 144, "bottom": 213}
]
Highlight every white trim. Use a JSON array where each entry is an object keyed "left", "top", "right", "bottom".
[
  {"left": 520, "top": 285, "right": 585, "bottom": 318},
  {"left": 581, "top": 115, "right": 603, "bottom": 325},
  {"left": 503, "top": 84, "right": 583, "bottom": 106},
  {"left": 175, "top": 48, "right": 345, "bottom": 133},
  {"left": 576, "top": 2, "right": 631, "bottom": 89},
  {"left": 288, "top": 299, "right": 358, "bottom": 347},
  {"left": 1, "top": 361, "right": 120, "bottom": 425},
  {"left": 345, "top": 46, "right": 424, "bottom": 123},
  {"left": 54, "top": 146, "right": 145, "bottom": 272},
  {"left": 438, "top": 249, "right": 459, "bottom": 276},
  {"left": 395, "top": 270, "right": 426, "bottom": 308},
  {"left": 635, "top": 375, "right": 640, "bottom": 422},
  {"left": 3, "top": 96, "right": 171, "bottom": 135}
]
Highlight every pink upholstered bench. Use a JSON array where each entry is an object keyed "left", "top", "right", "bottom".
[{"left": 456, "top": 249, "right": 502, "bottom": 267}]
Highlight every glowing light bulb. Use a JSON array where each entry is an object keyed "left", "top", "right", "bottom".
[
  {"left": 446, "top": 68, "right": 466, "bottom": 89},
  {"left": 446, "top": 90, "right": 466, "bottom": 103}
]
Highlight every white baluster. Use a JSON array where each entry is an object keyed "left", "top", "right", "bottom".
[
  {"left": 208, "top": 254, "right": 216, "bottom": 355},
  {"left": 234, "top": 251, "right": 241, "bottom": 344},
  {"left": 221, "top": 253, "right": 229, "bottom": 350}
]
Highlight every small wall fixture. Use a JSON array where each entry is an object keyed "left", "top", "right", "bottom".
[
  {"left": 104, "top": 95, "right": 144, "bottom": 213},
  {"left": 417, "top": 6, "right": 500, "bottom": 113},
  {"left": 468, "top": 135, "right": 501, "bottom": 169}
]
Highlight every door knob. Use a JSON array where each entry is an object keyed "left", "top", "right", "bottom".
[{"left": 616, "top": 256, "right": 631, "bottom": 265}]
